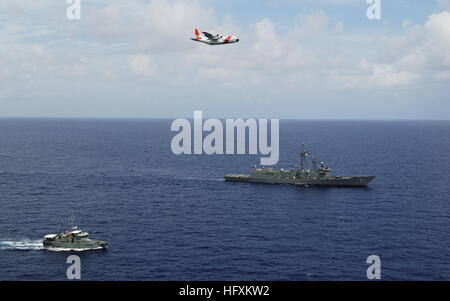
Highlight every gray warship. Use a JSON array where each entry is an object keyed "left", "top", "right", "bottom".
[
  {"left": 224, "top": 144, "right": 375, "bottom": 187},
  {"left": 43, "top": 217, "right": 107, "bottom": 250}
]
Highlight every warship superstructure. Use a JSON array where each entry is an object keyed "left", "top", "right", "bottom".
[
  {"left": 43, "top": 216, "right": 107, "bottom": 250},
  {"left": 224, "top": 144, "right": 375, "bottom": 187}
]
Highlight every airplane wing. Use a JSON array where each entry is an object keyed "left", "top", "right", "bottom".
[
  {"left": 202, "top": 32, "right": 220, "bottom": 40},
  {"left": 202, "top": 31, "right": 214, "bottom": 38}
]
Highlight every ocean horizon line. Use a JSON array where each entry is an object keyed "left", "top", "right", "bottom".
[{"left": 0, "top": 116, "right": 449, "bottom": 122}]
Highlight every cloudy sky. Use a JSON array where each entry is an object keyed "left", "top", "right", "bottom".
[{"left": 1, "top": 0, "right": 450, "bottom": 119}]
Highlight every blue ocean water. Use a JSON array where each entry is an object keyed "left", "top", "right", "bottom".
[{"left": 0, "top": 119, "right": 449, "bottom": 280}]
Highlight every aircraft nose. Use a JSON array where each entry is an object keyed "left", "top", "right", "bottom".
[{"left": 236, "top": 38, "right": 239, "bottom": 42}]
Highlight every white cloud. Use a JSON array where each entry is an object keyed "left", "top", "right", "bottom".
[
  {"left": 402, "top": 20, "right": 411, "bottom": 29},
  {"left": 326, "top": 61, "right": 417, "bottom": 90},
  {"left": 334, "top": 21, "right": 344, "bottom": 33},
  {"left": 129, "top": 54, "right": 156, "bottom": 77},
  {"left": 424, "top": 11, "right": 450, "bottom": 66},
  {"left": 251, "top": 17, "right": 318, "bottom": 69},
  {"left": 435, "top": 70, "right": 450, "bottom": 81},
  {"left": 87, "top": 0, "right": 217, "bottom": 52},
  {"left": 31, "top": 44, "right": 44, "bottom": 56},
  {"left": 339, "top": 10, "right": 450, "bottom": 90},
  {"left": 268, "top": 0, "right": 360, "bottom": 5},
  {"left": 291, "top": 10, "right": 330, "bottom": 36},
  {"left": 438, "top": 0, "right": 450, "bottom": 9},
  {"left": 0, "top": 0, "right": 55, "bottom": 9},
  {"left": 370, "top": 64, "right": 418, "bottom": 87}
]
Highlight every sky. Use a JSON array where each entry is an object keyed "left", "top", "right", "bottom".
[{"left": 0, "top": 0, "right": 450, "bottom": 119}]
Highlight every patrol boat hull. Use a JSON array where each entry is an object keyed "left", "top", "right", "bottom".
[{"left": 43, "top": 240, "right": 107, "bottom": 250}]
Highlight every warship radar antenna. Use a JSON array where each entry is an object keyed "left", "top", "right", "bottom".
[{"left": 297, "top": 144, "right": 308, "bottom": 171}]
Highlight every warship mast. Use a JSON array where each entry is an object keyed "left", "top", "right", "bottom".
[{"left": 297, "top": 144, "right": 308, "bottom": 172}]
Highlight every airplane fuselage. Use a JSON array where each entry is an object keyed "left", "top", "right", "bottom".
[{"left": 191, "top": 29, "right": 239, "bottom": 45}]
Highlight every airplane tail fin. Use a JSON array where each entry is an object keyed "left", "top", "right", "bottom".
[{"left": 195, "top": 28, "right": 200, "bottom": 37}]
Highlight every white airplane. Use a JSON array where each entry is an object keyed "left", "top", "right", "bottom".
[{"left": 191, "top": 28, "right": 239, "bottom": 45}]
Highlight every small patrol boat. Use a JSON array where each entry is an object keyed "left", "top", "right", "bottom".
[{"left": 43, "top": 215, "right": 107, "bottom": 250}]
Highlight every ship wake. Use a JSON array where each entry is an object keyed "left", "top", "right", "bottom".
[{"left": 0, "top": 239, "right": 44, "bottom": 250}]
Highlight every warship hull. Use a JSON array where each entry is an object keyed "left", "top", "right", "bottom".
[{"left": 224, "top": 174, "right": 375, "bottom": 187}]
